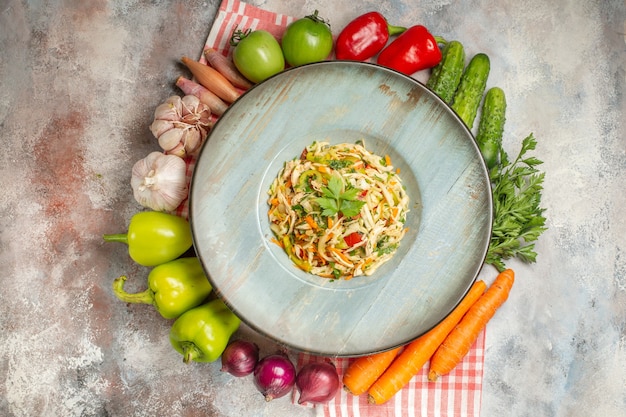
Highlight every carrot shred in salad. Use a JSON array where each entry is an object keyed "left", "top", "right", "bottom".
[{"left": 267, "top": 141, "right": 409, "bottom": 280}]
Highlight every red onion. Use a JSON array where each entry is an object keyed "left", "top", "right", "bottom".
[
  {"left": 220, "top": 340, "right": 259, "bottom": 377},
  {"left": 295, "top": 361, "right": 340, "bottom": 404},
  {"left": 253, "top": 353, "right": 296, "bottom": 401}
]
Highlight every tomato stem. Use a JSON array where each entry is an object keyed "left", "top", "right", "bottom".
[
  {"left": 305, "top": 10, "right": 330, "bottom": 28},
  {"left": 230, "top": 26, "right": 251, "bottom": 46}
]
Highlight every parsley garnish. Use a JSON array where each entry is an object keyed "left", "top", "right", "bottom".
[
  {"left": 315, "top": 176, "right": 366, "bottom": 218},
  {"left": 486, "top": 133, "right": 547, "bottom": 271},
  {"left": 329, "top": 159, "right": 353, "bottom": 170},
  {"left": 375, "top": 236, "right": 398, "bottom": 256},
  {"left": 291, "top": 204, "right": 305, "bottom": 216},
  {"left": 331, "top": 266, "right": 341, "bottom": 280}
]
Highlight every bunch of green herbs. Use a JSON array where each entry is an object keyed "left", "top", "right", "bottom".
[{"left": 486, "top": 133, "right": 547, "bottom": 271}]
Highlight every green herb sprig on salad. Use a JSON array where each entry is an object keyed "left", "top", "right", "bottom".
[{"left": 314, "top": 176, "right": 366, "bottom": 218}]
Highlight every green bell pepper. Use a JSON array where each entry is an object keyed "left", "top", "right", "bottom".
[
  {"left": 103, "top": 211, "right": 193, "bottom": 266},
  {"left": 112, "top": 257, "right": 212, "bottom": 319},
  {"left": 169, "top": 299, "right": 241, "bottom": 363}
]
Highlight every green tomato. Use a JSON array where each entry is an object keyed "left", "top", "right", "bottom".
[
  {"left": 231, "top": 29, "right": 285, "bottom": 83},
  {"left": 281, "top": 10, "right": 333, "bottom": 67}
]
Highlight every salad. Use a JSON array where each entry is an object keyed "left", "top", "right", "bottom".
[{"left": 267, "top": 141, "right": 409, "bottom": 280}]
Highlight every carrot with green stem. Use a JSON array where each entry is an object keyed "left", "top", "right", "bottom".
[
  {"left": 428, "top": 269, "right": 515, "bottom": 382},
  {"left": 367, "top": 280, "right": 488, "bottom": 404},
  {"left": 342, "top": 347, "right": 402, "bottom": 396}
]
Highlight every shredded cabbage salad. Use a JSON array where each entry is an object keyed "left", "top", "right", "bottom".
[{"left": 267, "top": 141, "right": 409, "bottom": 280}]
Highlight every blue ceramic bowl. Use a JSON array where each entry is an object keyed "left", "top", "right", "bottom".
[{"left": 190, "top": 61, "right": 492, "bottom": 357}]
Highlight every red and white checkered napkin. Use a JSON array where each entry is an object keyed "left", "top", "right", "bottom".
[
  {"left": 173, "top": 0, "right": 294, "bottom": 219},
  {"left": 295, "top": 331, "right": 484, "bottom": 417},
  {"left": 177, "top": 0, "right": 486, "bottom": 415}
]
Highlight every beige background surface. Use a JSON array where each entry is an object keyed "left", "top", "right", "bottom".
[{"left": 1, "top": 0, "right": 625, "bottom": 416}]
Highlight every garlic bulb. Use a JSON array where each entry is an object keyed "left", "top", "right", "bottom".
[
  {"left": 149, "top": 95, "right": 212, "bottom": 158},
  {"left": 131, "top": 152, "right": 188, "bottom": 212}
]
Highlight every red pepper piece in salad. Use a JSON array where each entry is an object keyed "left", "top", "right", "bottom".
[
  {"left": 343, "top": 232, "right": 363, "bottom": 247},
  {"left": 335, "top": 12, "right": 406, "bottom": 61},
  {"left": 377, "top": 25, "right": 443, "bottom": 75}
]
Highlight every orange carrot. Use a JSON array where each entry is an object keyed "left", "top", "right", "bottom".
[
  {"left": 428, "top": 269, "right": 515, "bottom": 382},
  {"left": 367, "top": 280, "right": 488, "bottom": 404},
  {"left": 181, "top": 56, "right": 240, "bottom": 103},
  {"left": 343, "top": 347, "right": 402, "bottom": 396},
  {"left": 203, "top": 48, "right": 253, "bottom": 89},
  {"left": 328, "top": 247, "right": 352, "bottom": 264},
  {"left": 175, "top": 76, "right": 229, "bottom": 116},
  {"left": 304, "top": 215, "right": 319, "bottom": 230}
]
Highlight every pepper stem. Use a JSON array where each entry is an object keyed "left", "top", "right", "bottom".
[
  {"left": 180, "top": 342, "right": 201, "bottom": 364},
  {"left": 387, "top": 24, "right": 407, "bottom": 36},
  {"left": 102, "top": 233, "right": 129, "bottom": 244},
  {"left": 112, "top": 275, "right": 155, "bottom": 306}
]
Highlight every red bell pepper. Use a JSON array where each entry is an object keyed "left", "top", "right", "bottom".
[
  {"left": 335, "top": 12, "right": 406, "bottom": 61},
  {"left": 343, "top": 232, "right": 363, "bottom": 247},
  {"left": 377, "top": 25, "right": 443, "bottom": 75}
]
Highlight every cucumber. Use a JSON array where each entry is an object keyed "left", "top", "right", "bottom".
[
  {"left": 476, "top": 87, "right": 507, "bottom": 170},
  {"left": 451, "top": 53, "right": 490, "bottom": 129},
  {"left": 426, "top": 40, "right": 466, "bottom": 104}
]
